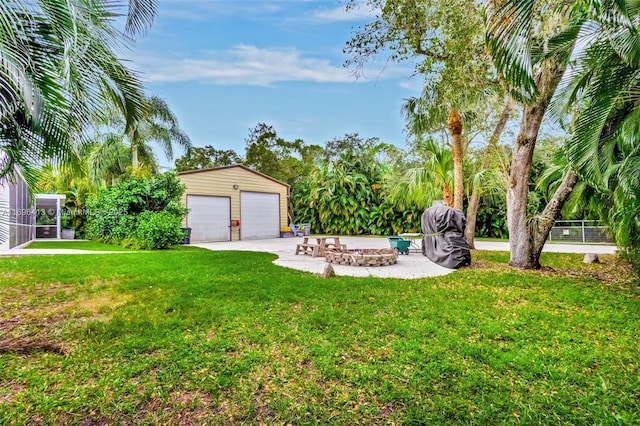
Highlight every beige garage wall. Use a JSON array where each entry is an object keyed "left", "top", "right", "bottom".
[{"left": 178, "top": 165, "right": 289, "bottom": 241}]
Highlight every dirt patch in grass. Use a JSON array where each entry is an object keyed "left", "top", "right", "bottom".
[
  {"left": 0, "top": 336, "right": 67, "bottom": 355},
  {"left": 41, "top": 282, "right": 76, "bottom": 296},
  {"left": 0, "top": 381, "right": 26, "bottom": 404},
  {"left": 0, "top": 281, "right": 131, "bottom": 356},
  {"left": 470, "top": 255, "right": 638, "bottom": 286},
  {"left": 0, "top": 309, "right": 70, "bottom": 355},
  {"left": 72, "top": 293, "right": 132, "bottom": 316},
  {"left": 175, "top": 391, "right": 218, "bottom": 423}
]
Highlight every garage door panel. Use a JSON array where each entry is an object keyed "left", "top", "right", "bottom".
[
  {"left": 240, "top": 192, "right": 279, "bottom": 240},
  {"left": 187, "top": 195, "right": 230, "bottom": 242}
]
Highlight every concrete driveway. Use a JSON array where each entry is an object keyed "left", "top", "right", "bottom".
[{"left": 194, "top": 236, "right": 617, "bottom": 280}]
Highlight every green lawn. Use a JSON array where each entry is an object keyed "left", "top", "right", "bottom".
[
  {"left": 0, "top": 249, "right": 638, "bottom": 424},
  {"left": 26, "top": 240, "right": 134, "bottom": 251}
]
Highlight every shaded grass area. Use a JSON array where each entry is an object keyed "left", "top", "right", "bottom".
[
  {"left": 26, "top": 240, "right": 134, "bottom": 251},
  {"left": 0, "top": 249, "right": 638, "bottom": 424},
  {"left": 473, "top": 237, "right": 615, "bottom": 246}
]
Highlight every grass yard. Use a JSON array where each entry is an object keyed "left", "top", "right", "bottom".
[
  {"left": 0, "top": 248, "right": 638, "bottom": 424},
  {"left": 26, "top": 241, "right": 134, "bottom": 251}
]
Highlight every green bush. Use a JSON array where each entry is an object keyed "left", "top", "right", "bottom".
[
  {"left": 474, "top": 196, "right": 508, "bottom": 239},
  {"left": 84, "top": 172, "right": 187, "bottom": 249},
  {"left": 131, "top": 211, "right": 186, "bottom": 249},
  {"left": 608, "top": 192, "right": 640, "bottom": 273}
]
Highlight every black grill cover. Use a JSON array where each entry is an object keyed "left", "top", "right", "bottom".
[{"left": 421, "top": 206, "right": 471, "bottom": 269}]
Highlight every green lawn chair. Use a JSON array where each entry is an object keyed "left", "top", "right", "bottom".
[{"left": 387, "top": 236, "right": 411, "bottom": 255}]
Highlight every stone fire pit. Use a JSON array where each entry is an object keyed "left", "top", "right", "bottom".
[{"left": 325, "top": 248, "right": 398, "bottom": 267}]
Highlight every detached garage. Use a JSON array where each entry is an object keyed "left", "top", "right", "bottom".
[{"left": 178, "top": 165, "right": 289, "bottom": 243}]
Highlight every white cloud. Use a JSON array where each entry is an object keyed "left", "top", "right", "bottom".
[
  {"left": 159, "top": 1, "right": 379, "bottom": 23},
  {"left": 312, "top": 4, "right": 379, "bottom": 22},
  {"left": 398, "top": 76, "right": 424, "bottom": 92},
  {"left": 159, "top": 0, "right": 284, "bottom": 20},
  {"left": 137, "top": 45, "right": 365, "bottom": 85}
]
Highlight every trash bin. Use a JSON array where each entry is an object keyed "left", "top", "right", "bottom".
[
  {"left": 181, "top": 227, "right": 192, "bottom": 245},
  {"left": 301, "top": 223, "right": 311, "bottom": 236}
]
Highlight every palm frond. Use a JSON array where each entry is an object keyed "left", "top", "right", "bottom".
[
  {"left": 123, "top": 0, "right": 158, "bottom": 36},
  {"left": 486, "top": 0, "right": 537, "bottom": 102},
  {"left": 87, "top": 133, "right": 129, "bottom": 185},
  {"left": 568, "top": 62, "right": 637, "bottom": 187},
  {"left": 1, "top": 0, "right": 155, "bottom": 184},
  {"left": 128, "top": 95, "right": 191, "bottom": 162}
]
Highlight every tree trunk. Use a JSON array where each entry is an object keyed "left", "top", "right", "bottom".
[
  {"left": 465, "top": 101, "right": 513, "bottom": 249},
  {"left": 131, "top": 144, "right": 139, "bottom": 169},
  {"left": 448, "top": 110, "right": 464, "bottom": 210},
  {"left": 508, "top": 58, "right": 566, "bottom": 269},
  {"left": 442, "top": 183, "right": 453, "bottom": 207},
  {"left": 465, "top": 191, "right": 480, "bottom": 249},
  {"left": 130, "top": 127, "right": 140, "bottom": 169},
  {"left": 531, "top": 170, "right": 578, "bottom": 257}
]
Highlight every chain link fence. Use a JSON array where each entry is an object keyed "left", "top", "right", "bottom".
[{"left": 548, "top": 220, "right": 613, "bottom": 244}]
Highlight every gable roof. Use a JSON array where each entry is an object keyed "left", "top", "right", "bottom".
[{"left": 177, "top": 164, "right": 289, "bottom": 188}]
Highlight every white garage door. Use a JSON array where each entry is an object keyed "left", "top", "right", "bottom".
[
  {"left": 187, "top": 195, "right": 230, "bottom": 242},
  {"left": 240, "top": 191, "right": 280, "bottom": 240}
]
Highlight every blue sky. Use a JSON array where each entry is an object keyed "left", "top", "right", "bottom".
[{"left": 126, "top": 0, "right": 422, "bottom": 168}]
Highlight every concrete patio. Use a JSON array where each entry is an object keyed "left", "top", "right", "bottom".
[{"left": 194, "top": 236, "right": 617, "bottom": 280}]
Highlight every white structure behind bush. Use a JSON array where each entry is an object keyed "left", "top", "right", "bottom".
[{"left": 0, "top": 172, "right": 35, "bottom": 250}]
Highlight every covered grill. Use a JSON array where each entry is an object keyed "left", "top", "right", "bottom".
[{"left": 421, "top": 206, "right": 471, "bottom": 269}]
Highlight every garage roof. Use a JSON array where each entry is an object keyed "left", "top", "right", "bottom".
[{"left": 177, "top": 165, "right": 289, "bottom": 188}]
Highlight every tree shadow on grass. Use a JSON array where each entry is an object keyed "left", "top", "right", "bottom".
[{"left": 0, "top": 335, "right": 66, "bottom": 355}]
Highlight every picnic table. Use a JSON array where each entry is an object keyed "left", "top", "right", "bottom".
[{"left": 295, "top": 236, "right": 346, "bottom": 257}]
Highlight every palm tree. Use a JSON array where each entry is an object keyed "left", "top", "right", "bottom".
[
  {"left": 535, "top": 148, "right": 608, "bottom": 222},
  {"left": 402, "top": 96, "right": 460, "bottom": 208},
  {"left": 82, "top": 94, "right": 190, "bottom": 182},
  {"left": 0, "top": 0, "right": 158, "bottom": 186},
  {"left": 404, "top": 91, "right": 514, "bottom": 247},
  {"left": 83, "top": 134, "right": 158, "bottom": 186},
  {"left": 128, "top": 96, "right": 192, "bottom": 169},
  {"left": 561, "top": 4, "right": 640, "bottom": 186},
  {"left": 387, "top": 139, "right": 454, "bottom": 210},
  {"left": 346, "top": 0, "right": 494, "bottom": 212}
]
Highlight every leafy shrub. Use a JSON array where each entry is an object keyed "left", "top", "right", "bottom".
[
  {"left": 608, "top": 192, "right": 640, "bottom": 273},
  {"left": 131, "top": 211, "right": 186, "bottom": 249},
  {"left": 474, "top": 196, "right": 508, "bottom": 239},
  {"left": 290, "top": 152, "right": 394, "bottom": 235},
  {"left": 84, "top": 172, "right": 187, "bottom": 249}
]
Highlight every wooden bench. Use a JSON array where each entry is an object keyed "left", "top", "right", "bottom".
[
  {"left": 295, "top": 243, "right": 320, "bottom": 257},
  {"left": 321, "top": 237, "right": 346, "bottom": 252}
]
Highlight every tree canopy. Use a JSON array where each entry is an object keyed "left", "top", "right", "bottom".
[{"left": 0, "top": 0, "right": 157, "bottom": 184}]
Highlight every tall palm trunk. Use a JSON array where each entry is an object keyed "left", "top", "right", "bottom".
[
  {"left": 447, "top": 110, "right": 464, "bottom": 210},
  {"left": 131, "top": 144, "right": 139, "bottom": 169},
  {"left": 442, "top": 183, "right": 453, "bottom": 207},
  {"left": 465, "top": 102, "right": 513, "bottom": 248},
  {"left": 508, "top": 58, "right": 566, "bottom": 268},
  {"left": 130, "top": 128, "right": 140, "bottom": 169}
]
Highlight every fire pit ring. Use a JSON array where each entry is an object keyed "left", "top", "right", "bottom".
[{"left": 325, "top": 248, "right": 398, "bottom": 267}]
